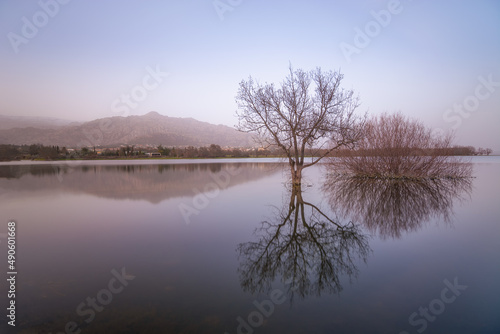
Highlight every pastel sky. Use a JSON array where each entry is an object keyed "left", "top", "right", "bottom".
[{"left": 0, "top": 0, "right": 499, "bottom": 151}]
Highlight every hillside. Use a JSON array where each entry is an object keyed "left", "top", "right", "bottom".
[{"left": 0, "top": 112, "right": 254, "bottom": 148}]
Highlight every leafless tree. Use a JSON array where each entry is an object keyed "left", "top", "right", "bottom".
[
  {"left": 236, "top": 66, "right": 364, "bottom": 185},
  {"left": 329, "top": 112, "right": 472, "bottom": 179}
]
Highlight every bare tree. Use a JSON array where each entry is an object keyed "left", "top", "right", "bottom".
[
  {"left": 329, "top": 112, "right": 472, "bottom": 179},
  {"left": 236, "top": 66, "right": 364, "bottom": 185}
]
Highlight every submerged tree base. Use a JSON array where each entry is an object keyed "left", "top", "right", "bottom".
[
  {"left": 328, "top": 172, "right": 474, "bottom": 181},
  {"left": 328, "top": 155, "right": 473, "bottom": 180}
]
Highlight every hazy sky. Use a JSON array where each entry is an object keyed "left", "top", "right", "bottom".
[{"left": 0, "top": 0, "right": 499, "bottom": 151}]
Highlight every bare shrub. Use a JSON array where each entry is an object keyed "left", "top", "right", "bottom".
[{"left": 329, "top": 112, "right": 472, "bottom": 179}]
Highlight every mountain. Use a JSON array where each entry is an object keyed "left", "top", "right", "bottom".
[{"left": 0, "top": 112, "right": 255, "bottom": 148}]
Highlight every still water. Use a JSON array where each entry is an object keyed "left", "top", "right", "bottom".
[{"left": 0, "top": 158, "right": 499, "bottom": 333}]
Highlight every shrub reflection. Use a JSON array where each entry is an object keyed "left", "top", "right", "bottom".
[{"left": 322, "top": 174, "right": 473, "bottom": 239}]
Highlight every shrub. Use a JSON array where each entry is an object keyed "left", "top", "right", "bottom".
[{"left": 329, "top": 113, "right": 472, "bottom": 179}]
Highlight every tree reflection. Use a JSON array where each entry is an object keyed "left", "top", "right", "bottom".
[
  {"left": 322, "top": 174, "right": 473, "bottom": 239},
  {"left": 237, "top": 185, "right": 370, "bottom": 302}
]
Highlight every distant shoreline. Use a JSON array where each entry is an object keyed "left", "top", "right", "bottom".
[
  {"left": 0, "top": 157, "right": 289, "bottom": 166},
  {"left": 1, "top": 155, "right": 498, "bottom": 165},
  {"left": 0, "top": 155, "right": 286, "bottom": 162}
]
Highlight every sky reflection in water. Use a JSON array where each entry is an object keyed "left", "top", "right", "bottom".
[{"left": 0, "top": 158, "right": 498, "bottom": 333}]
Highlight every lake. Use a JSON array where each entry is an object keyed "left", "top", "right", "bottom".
[{"left": 0, "top": 157, "right": 499, "bottom": 334}]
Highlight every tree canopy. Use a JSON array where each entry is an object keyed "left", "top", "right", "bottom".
[{"left": 236, "top": 66, "right": 364, "bottom": 184}]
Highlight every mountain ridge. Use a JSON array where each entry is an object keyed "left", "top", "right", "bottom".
[
  {"left": 0, "top": 112, "right": 254, "bottom": 148},
  {"left": 0, "top": 114, "right": 81, "bottom": 130}
]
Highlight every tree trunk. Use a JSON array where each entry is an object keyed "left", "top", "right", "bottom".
[{"left": 291, "top": 164, "right": 303, "bottom": 187}]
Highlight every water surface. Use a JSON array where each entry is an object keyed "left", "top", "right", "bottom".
[{"left": 0, "top": 157, "right": 499, "bottom": 333}]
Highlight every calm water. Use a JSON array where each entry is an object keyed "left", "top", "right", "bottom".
[{"left": 0, "top": 157, "right": 499, "bottom": 334}]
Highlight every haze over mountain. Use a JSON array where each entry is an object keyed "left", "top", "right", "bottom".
[
  {"left": 0, "top": 115, "right": 81, "bottom": 130},
  {"left": 0, "top": 112, "right": 254, "bottom": 148}
]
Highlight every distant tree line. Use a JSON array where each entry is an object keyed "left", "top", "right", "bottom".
[
  {"left": 157, "top": 144, "right": 249, "bottom": 158},
  {"left": 0, "top": 142, "right": 494, "bottom": 162},
  {"left": 0, "top": 144, "right": 67, "bottom": 161},
  {"left": 0, "top": 143, "right": 270, "bottom": 161},
  {"left": 330, "top": 145, "right": 493, "bottom": 157},
  {"left": 100, "top": 144, "right": 259, "bottom": 158}
]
